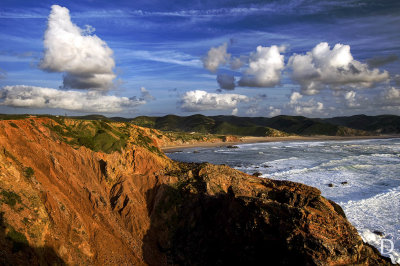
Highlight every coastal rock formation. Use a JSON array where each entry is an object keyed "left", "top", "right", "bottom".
[
  {"left": 0, "top": 117, "right": 392, "bottom": 265},
  {"left": 143, "top": 163, "right": 391, "bottom": 265}
]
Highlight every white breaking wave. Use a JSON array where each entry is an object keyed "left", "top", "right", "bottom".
[
  {"left": 361, "top": 230, "right": 400, "bottom": 264},
  {"left": 342, "top": 186, "right": 400, "bottom": 263}
]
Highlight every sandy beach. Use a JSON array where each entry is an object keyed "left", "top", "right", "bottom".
[{"left": 162, "top": 135, "right": 400, "bottom": 152}]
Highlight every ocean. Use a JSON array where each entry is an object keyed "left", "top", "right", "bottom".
[{"left": 167, "top": 138, "right": 400, "bottom": 263}]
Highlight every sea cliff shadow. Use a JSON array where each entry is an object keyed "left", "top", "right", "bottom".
[
  {"left": 0, "top": 212, "right": 65, "bottom": 266},
  {"left": 141, "top": 183, "right": 306, "bottom": 266}
]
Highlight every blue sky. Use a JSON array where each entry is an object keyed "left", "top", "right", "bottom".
[{"left": 0, "top": 0, "right": 399, "bottom": 117}]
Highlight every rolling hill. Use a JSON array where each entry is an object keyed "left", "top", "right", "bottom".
[
  {"left": 322, "top": 114, "right": 400, "bottom": 134},
  {"left": 130, "top": 114, "right": 372, "bottom": 136},
  {"left": 8, "top": 113, "right": 397, "bottom": 137}
]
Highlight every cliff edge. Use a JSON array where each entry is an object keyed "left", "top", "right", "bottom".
[{"left": 0, "top": 117, "right": 392, "bottom": 265}]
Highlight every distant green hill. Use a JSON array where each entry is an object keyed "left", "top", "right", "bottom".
[
  {"left": 130, "top": 114, "right": 370, "bottom": 136},
  {"left": 2, "top": 113, "right": 397, "bottom": 136},
  {"left": 322, "top": 115, "right": 400, "bottom": 134},
  {"left": 131, "top": 114, "right": 288, "bottom": 137},
  {"left": 260, "top": 115, "right": 369, "bottom": 136}
]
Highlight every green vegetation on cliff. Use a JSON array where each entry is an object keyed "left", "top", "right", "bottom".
[
  {"left": 1, "top": 190, "right": 22, "bottom": 207},
  {"left": 45, "top": 118, "right": 130, "bottom": 153}
]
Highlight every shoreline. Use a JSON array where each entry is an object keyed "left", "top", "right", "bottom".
[{"left": 162, "top": 135, "right": 400, "bottom": 152}]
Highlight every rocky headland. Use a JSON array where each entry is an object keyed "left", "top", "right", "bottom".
[{"left": 0, "top": 117, "right": 392, "bottom": 265}]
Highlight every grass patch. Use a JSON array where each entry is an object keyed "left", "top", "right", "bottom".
[
  {"left": 133, "top": 131, "right": 164, "bottom": 156},
  {"left": 45, "top": 119, "right": 130, "bottom": 153},
  {"left": 9, "top": 122, "right": 19, "bottom": 129},
  {"left": 6, "top": 226, "right": 28, "bottom": 252},
  {"left": 24, "top": 167, "right": 34, "bottom": 179},
  {"left": 1, "top": 190, "right": 22, "bottom": 207}
]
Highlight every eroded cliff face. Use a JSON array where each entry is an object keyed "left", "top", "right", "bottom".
[
  {"left": 0, "top": 118, "right": 174, "bottom": 265},
  {"left": 0, "top": 118, "right": 392, "bottom": 265}
]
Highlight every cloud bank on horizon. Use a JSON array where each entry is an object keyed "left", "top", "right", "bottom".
[
  {"left": 0, "top": 85, "right": 144, "bottom": 112},
  {"left": 0, "top": 1, "right": 399, "bottom": 117},
  {"left": 180, "top": 90, "right": 248, "bottom": 113}
]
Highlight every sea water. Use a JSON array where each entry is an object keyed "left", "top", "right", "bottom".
[{"left": 167, "top": 138, "right": 400, "bottom": 262}]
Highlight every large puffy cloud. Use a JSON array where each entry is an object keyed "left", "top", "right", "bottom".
[
  {"left": 39, "top": 5, "right": 116, "bottom": 91},
  {"left": 0, "top": 85, "right": 144, "bottom": 113},
  {"left": 202, "top": 43, "right": 230, "bottom": 73},
  {"left": 180, "top": 90, "right": 248, "bottom": 111},
  {"left": 238, "top": 45, "right": 285, "bottom": 87},
  {"left": 202, "top": 44, "right": 284, "bottom": 89},
  {"left": 288, "top": 42, "right": 389, "bottom": 95}
]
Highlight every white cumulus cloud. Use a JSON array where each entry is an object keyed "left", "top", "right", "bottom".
[
  {"left": 202, "top": 43, "right": 231, "bottom": 73},
  {"left": 180, "top": 90, "right": 248, "bottom": 112},
  {"left": 39, "top": 5, "right": 116, "bottom": 91},
  {"left": 288, "top": 42, "right": 389, "bottom": 95},
  {"left": 238, "top": 45, "right": 285, "bottom": 87},
  {"left": 0, "top": 85, "right": 144, "bottom": 113}
]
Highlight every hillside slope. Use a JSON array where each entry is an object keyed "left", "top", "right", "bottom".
[
  {"left": 132, "top": 114, "right": 289, "bottom": 137},
  {"left": 131, "top": 114, "right": 369, "bottom": 136},
  {"left": 322, "top": 114, "right": 400, "bottom": 134},
  {"left": 0, "top": 117, "right": 391, "bottom": 265}
]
